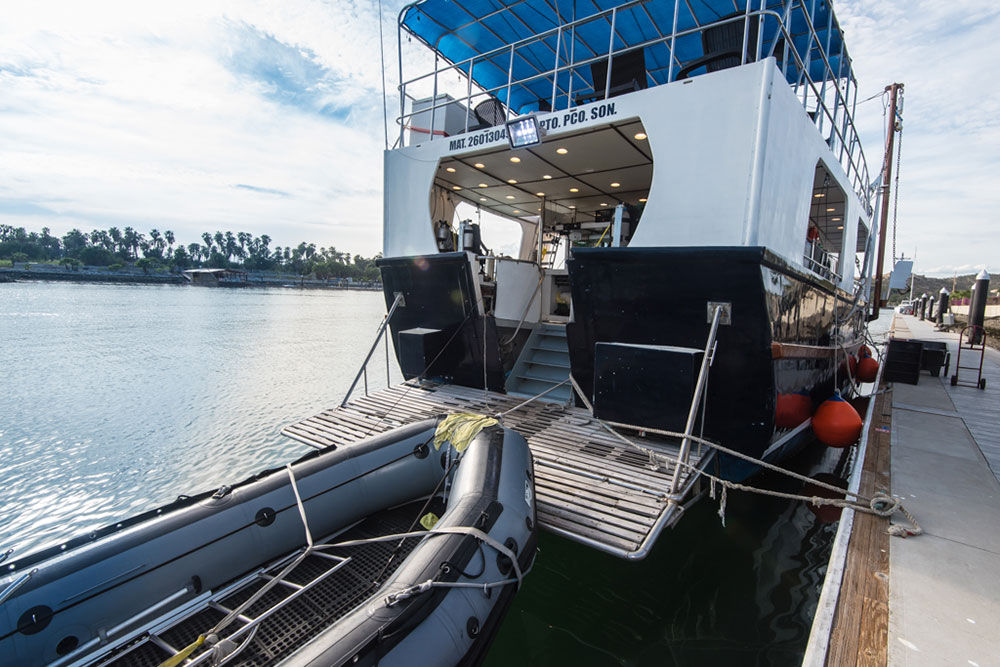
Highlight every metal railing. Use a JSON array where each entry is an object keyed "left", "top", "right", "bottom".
[
  {"left": 341, "top": 292, "right": 404, "bottom": 408},
  {"left": 397, "top": 1, "right": 870, "bottom": 208}
]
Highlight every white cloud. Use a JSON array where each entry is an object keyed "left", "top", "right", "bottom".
[
  {"left": 0, "top": 0, "right": 407, "bottom": 255},
  {"left": 839, "top": 0, "right": 1000, "bottom": 277}
]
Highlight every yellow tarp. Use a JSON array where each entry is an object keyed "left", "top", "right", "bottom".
[
  {"left": 433, "top": 413, "right": 498, "bottom": 453},
  {"left": 419, "top": 512, "right": 440, "bottom": 530}
]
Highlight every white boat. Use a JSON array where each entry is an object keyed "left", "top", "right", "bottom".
[{"left": 375, "top": 0, "right": 884, "bottom": 482}]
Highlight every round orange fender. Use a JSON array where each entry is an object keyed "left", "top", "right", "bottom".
[{"left": 813, "top": 392, "right": 863, "bottom": 448}]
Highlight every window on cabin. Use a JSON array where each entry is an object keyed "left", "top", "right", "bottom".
[{"left": 804, "top": 162, "right": 847, "bottom": 281}]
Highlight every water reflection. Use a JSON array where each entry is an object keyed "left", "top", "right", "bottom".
[{"left": 0, "top": 282, "right": 401, "bottom": 557}]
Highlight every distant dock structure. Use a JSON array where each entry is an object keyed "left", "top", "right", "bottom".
[{"left": 182, "top": 268, "right": 248, "bottom": 287}]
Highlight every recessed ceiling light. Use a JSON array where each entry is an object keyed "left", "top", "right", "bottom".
[
  {"left": 634, "top": 132, "right": 647, "bottom": 140},
  {"left": 639, "top": 197, "right": 647, "bottom": 202},
  {"left": 537, "top": 207, "right": 541, "bottom": 211},
  {"left": 452, "top": 186, "right": 461, "bottom": 190},
  {"left": 832, "top": 217, "right": 842, "bottom": 221},
  {"left": 814, "top": 193, "right": 825, "bottom": 198},
  {"left": 837, "top": 225, "right": 844, "bottom": 230},
  {"left": 446, "top": 167, "right": 456, "bottom": 173},
  {"left": 479, "top": 197, "right": 487, "bottom": 201},
  {"left": 826, "top": 207, "right": 835, "bottom": 212},
  {"left": 610, "top": 182, "right": 620, "bottom": 188},
  {"left": 543, "top": 174, "right": 552, "bottom": 180},
  {"left": 478, "top": 183, "right": 488, "bottom": 188},
  {"left": 536, "top": 192, "right": 545, "bottom": 197},
  {"left": 474, "top": 163, "right": 485, "bottom": 168},
  {"left": 569, "top": 205, "right": 576, "bottom": 209},
  {"left": 509, "top": 156, "right": 521, "bottom": 163},
  {"left": 556, "top": 147, "right": 568, "bottom": 154},
  {"left": 569, "top": 187, "right": 579, "bottom": 193},
  {"left": 513, "top": 210, "right": 520, "bottom": 214},
  {"left": 600, "top": 202, "right": 608, "bottom": 206},
  {"left": 507, "top": 179, "right": 517, "bottom": 184},
  {"left": 506, "top": 195, "right": 515, "bottom": 200}
]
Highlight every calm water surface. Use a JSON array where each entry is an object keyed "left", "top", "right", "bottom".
[{"left": 0, "top": 281, "right": 892, "bottom": 665}]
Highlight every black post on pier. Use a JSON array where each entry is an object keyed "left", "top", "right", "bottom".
[
  {"left": 928, "top": 296, "right": 935, "bottom": 321},
  {"left": 970, "top": 269, "right": 990, "bottom": 344},
  {"left": 919, "top": 293, "right": 928, "bottom": 320},
  {"left": 936, "top": 288, "right": 950, "bottom": 325}
]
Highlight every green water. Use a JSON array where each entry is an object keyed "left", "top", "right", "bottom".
[{"left": 1, "top": 280, "right": 877, "bottom": 665}]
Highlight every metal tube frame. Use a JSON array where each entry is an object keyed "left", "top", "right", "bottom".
[{"left": 393, "top": 1, "right": 871, "bottom": 206}]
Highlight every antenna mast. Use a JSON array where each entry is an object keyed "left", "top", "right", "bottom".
[{"left": 870, "top": 82, "right": 904, "bottom": 321}]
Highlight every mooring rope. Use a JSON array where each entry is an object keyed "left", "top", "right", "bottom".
[{"left": 497, "top": 375, "right": 921, "bottom": 539}]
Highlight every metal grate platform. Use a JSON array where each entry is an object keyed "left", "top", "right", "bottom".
[{"left": 282, "top": 382, "right": 710, "bottom": 558}]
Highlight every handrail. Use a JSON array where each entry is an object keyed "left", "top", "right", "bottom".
[
  {"left": 395, "top": 1, "right": 870, "bottom": 206},
  {"left": 669, "top": 304, "right": 724, "bottom": 494},
  {"left": 341, "top": 292, "right": 404, "bottom": 407}
]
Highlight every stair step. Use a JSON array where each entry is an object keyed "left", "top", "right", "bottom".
[
  {"left": 523, "top": 358, "right": 570, "bottom": 370},
  {"left": 520, "top": 365, "right": 570, "bottom": 382},
  {"left": 535, "top": 341, "right": 567, "bottom": 353},
  {"left": 508, "top": 379, "right": 572, "bottom": 402}
]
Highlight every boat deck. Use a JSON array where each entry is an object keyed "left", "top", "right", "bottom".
[{"left": 282, "top": 382, "right": 708, "bottom": 558}]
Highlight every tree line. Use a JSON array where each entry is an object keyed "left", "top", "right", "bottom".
[{"left": 0, "top": 225, "right": 382, "bottom": 281}]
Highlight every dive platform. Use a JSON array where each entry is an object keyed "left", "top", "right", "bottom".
[{"left": 283, "top": 382, "right": 709, "bottom": 559}]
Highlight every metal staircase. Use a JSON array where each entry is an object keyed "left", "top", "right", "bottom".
[{"left": 505, "top": 323, "right": 573, "bottom": 404}]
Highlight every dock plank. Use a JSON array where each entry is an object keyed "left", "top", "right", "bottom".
[
  {"left": 825, "top": 387, "right": 892, "bottom": 666},
  {"left": 281, "top": 380, "right": 706, "bottom": 556}
]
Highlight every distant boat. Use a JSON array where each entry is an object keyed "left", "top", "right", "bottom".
[{"left": 182, "top": 268, "right": 248, "bottom": 287}]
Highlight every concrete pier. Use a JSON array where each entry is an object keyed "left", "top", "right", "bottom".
[
  {"left": 807, "top": 313, "right": 1000, "bottom": 666},
  {"left": 886, "top": 315, "right": 1000, "bottom": 666}
]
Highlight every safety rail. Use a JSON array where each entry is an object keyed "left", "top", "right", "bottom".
[
  {"left": 341, "top": 292, "right": 404, "bottom": 408},
  {"left": 397, "top": 0, "right": 871, "bottom": 208}
]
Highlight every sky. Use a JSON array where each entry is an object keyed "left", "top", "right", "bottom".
[{"left": 1, "top": 0, "right": 997, "bottom": 274}]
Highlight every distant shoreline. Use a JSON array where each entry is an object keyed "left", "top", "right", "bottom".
[{"left": 0, "top": 267, "right": 382, "bottom": 290}]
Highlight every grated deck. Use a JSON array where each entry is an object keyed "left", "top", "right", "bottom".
[{"left": 282, "top": 382, "right": 708, "bottom": 557}]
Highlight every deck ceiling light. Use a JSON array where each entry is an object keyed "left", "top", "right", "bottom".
[
  {"left": 452, "top": 186, "right": 461, "bottom": 190},
  {"left": 556, "top": 147, "right": 568, "bottom": 155},
  {"left": 446, "top": 167, "right": 456, "bottom": 173},
  {"left": 610, "top": 182, "right": 620, "bottom": 188},
  {"left": 837, "top": 225, "right": 844, "bottom": 230},
  {"left": 639, "top": 197, "right": 647, "bottom": 202},
  {"left": 832, "top": 217, "right": 842, "bottom": 221},
  {"left": 478, "top": 183, "right": 488, "bottom": 188},
  {"left": 543, "top": 174, "right": 552, "bottom": 180},
  {"left": 509, "top": 156, "right": 521, "bottom": 163},
  {"left": 513, "top": 210, "right": 520, "bottom": 214},
  {"left": 569, "top": 187, "right": 579, "bottom": 193},
  {"left": 506, "top": 195, "right": 515, "bottom": 200},
  {"left": 814, "top": 193, "right": 825, "bottom": 198},
  {"left": 479, "top": 197, "right": 487, "bottom": 201},
  {"left": 474, "top": 163, "right": 485, "bottom": 168},
  {"left": 634, "top": 132, "right": 647, "bottom": 140},
  {"left": 600, "top": 202, "right": 608, "bottom": 206},
  {"left": 536, "top": 192, "right": 545, "bottom": 197},
  {"left": 507, "top": 179, "right": 517, "bottom": 184},
  {"left": 826, "top": 207, "right": 835, "bottom": 212},
  {"left": 569, "top": 205, "right": 576, "bottom": 209}
]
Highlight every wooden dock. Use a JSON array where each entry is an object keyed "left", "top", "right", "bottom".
[
  {"left": 282, "top": 382, "right": 708, "bottom": 558},
  {"left": 824, "top": 387, "right": 892, "bottom": 666},
  {"left": 806, "top": 314, "right": 1000, "bottom": 665}
]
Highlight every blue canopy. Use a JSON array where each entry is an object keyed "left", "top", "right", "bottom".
[{"left": 400, "top": 0, "right": 851, "bottom": 115}]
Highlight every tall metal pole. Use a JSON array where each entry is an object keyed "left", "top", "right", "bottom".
[{"left": 871, "top": 82, "right": 903, "bottom": 321}]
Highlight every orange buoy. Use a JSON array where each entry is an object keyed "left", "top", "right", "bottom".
[
  {"left": 857, "top": 356, "right": 879, "bottom": 383},
  {"left": 858, "top": 344, "right": 872, "bottom": 358},
  {"left": 812, "top": 391, "right": 863, "bottom": 448},
  {"left": 776, "top": 392, "right": 813, "bottom": 429}
]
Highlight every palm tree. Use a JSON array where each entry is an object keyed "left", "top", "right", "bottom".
[{"left": 202, "top": 232, "right": 214, "bottom": 253}]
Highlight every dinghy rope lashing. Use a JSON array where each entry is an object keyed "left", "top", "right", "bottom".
[{"left": 163, "top": 438, "right": 526, "bottom": 666}]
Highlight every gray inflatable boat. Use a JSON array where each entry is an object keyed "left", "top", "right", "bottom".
[{"left": 0, "top": 417, "right": 537, "bottom": 666}]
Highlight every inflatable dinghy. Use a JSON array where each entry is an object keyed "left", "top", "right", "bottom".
[{"left": 0, "top": 416, "right": 537, "bottom": 666}]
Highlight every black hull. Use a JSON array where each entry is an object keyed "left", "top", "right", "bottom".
[{"left": 567, "top": 246, "right": 864, "bottom": 481}]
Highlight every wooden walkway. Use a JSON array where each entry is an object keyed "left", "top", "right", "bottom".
[
  {"left": 825, "top": 387, "right": 892, "bottom": 666},
  {"left": 282, "top": 382, "right": 707, "bottom": 558}
]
